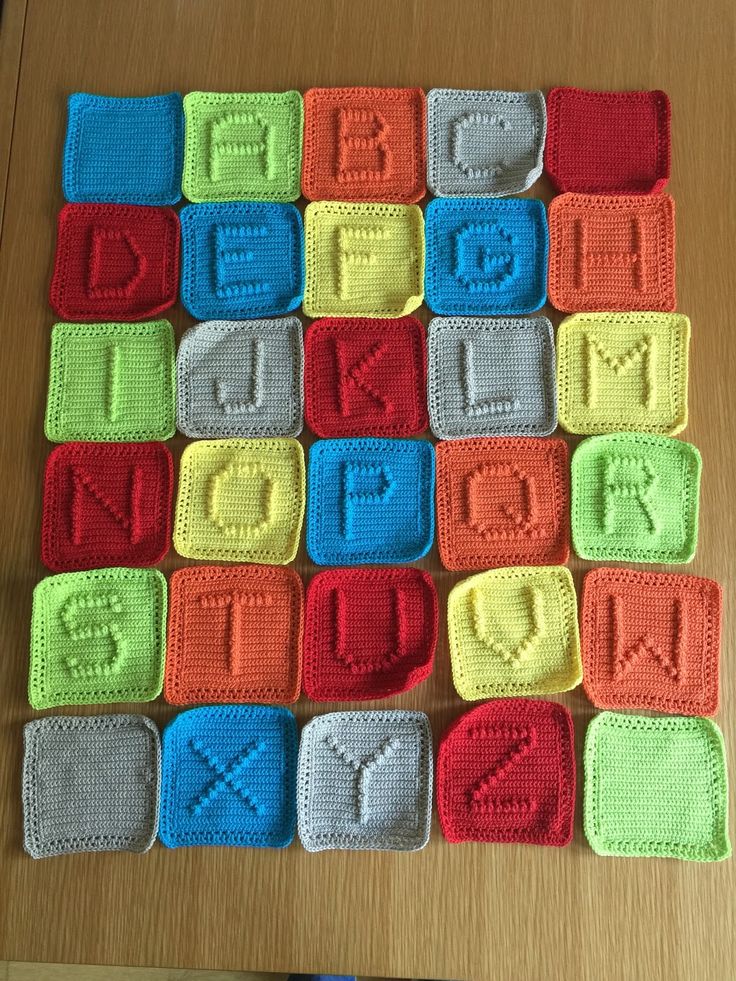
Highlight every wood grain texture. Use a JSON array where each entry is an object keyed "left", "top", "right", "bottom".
[{"left": 0, "top": 0, "right": 734, "bottom": 978}]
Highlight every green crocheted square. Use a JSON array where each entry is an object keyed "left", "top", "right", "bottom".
[
  {"left": 182, "top": 92, "right": 303, "bottom": 202},
  {"left": 29, "top": 568, "right": 167, "bottom": 709},
  {"left": 584, "top": 713, "right": 730, "bottom": 861},
  {"left": 45, "top": 320, "right": 175, "bottom": 442},
  {"left": 571, "top": 433, "right": 701, "bottom": 563}
]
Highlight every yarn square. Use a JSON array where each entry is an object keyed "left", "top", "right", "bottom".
[
  {"left": 571, "top": 433, "right": 701, "bottom": 563},
  {"left": 427, "top": 89, "right": 546, "bottom": 197},
  {"left": 437, "top": 698, "right": 575, "bottom": 846},
  {"left": 303, "top": 202, "right": 424, "bottom": 318},
  {"left": 302, "top": 87, "right": 426, "bottom": 202},
  {"left": 22, "top": 714, "right": 160, "bottom": 858},
  {"left": 179, "top": 202, "right": 304, "bottom": 320},
  {"left": 428, "top": 316, "right": 556, "bottom": 439},
  {"left": 424, "top": 197, "right": 547, "bottom": 315},
  {"left": 548, "top": 193, "right": 676, "bottom": 312},
  {"left": 297, "top": 711, "right": 432, "bottom": 852},
  {"left": 448, "top": 567, "right": 581, "bottom": 700},
  {"left": 584, "top": 713, "right": 730, "bottom": 862},
  {"left": 435, "top": 437, "right": 570, "bottom": 571},
  {"left": 557, "top": 312, "right": 690, "bottom": 435},
  {"left": 159, "top": 705, "right": 297, "bottom": 848},
  {"left": 545, "top": 87, "right": 671, "bottom": 194},
  {"left": 304, "top": 568, "right": 437, "bottom": 701},
  {"left": 182, "top": 91, "right": 303, "bottom": 203},
  {"left": 49, "top": 203, "right": 180, "bottom": 321},
  {"left": 29, "top": 568, "right": 167, "bottom": 709},
  {"left": 176, "top": 318, "right": 303, "bottom": 438},
  {"left": 41, "top": 442, "right": 173, "bottom": 572},
  {"left": 304, "top": 316, "right": 428, "bottom": 438},
  {"left": 581, "top": 568, "right": 721, "bottom": 716},
  {"left": 165, "top": 565, "right": 303, "bottom": 705},
  {"left": 62, "top": 92, "right": 183, "bottom": 205},
  {"left": 45, "top": 319, "right": 175, "bottom": 442},
  {"left": 173, "top": 438, "right": 305, "bottom": 564},
  {"left": 306, "top": 438, "right": 434, "bottom": 565}
]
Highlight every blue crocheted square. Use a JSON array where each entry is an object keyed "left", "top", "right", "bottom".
[
  {"left": 306, "top": 438, "right": 435, "bottom": 565},
  {"left": 424, "top": 197, "right": 548, "bottom": 315},
  {"left": 159, "top": 705, "right": 297, "bottom": 848},
  {"left": 180, "top": 203, "right": 304, "bottom": 320},
  {"left": 62, "top": 93, "right": 183, "bottom": 205}
]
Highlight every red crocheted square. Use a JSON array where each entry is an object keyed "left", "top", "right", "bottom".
[
  {"left": 165, "top": 565, "right": 303, "bottom": 705},
  {"left": 304, "top": 317, "right": 428, "bottom": 438},
  {"left": 435, "top": 437, "right": 570, "bottom": 571},
  {"left": 49, "top": 203, "right": 180, "bottom": 321},
  {"left": 582, "top": 568, "right": 721, "bottom": 716},
  {"left": 437, "top": 698, "right": 575, "bottom": 845},
  {"left": 302, "top": 87, "right": 426, "bottom": 202},
  {"left": 303, "top": 568, "right": 437, "bottom": 701},
  {"left": 41, "top": 442, "right": 173, "bottom": 572},
  {"left": 545, "top": 87, "right": 671, "bottom": 194}
]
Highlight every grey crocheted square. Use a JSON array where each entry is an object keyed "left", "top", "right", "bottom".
[
  {"left": 297, "top": 710, "right": 432, "bottom": 852},
  {"left": 22, "top": 714, "right": 160, "bottom": 858},
  {"left": 427, "top": 89, "right": 546, "bottom": 197},
  {"left": 176, "top": 317, "right": 303, "bottom": 438},
  {"left": 428, "top": 316, "right": 557, "bottom": 439}
]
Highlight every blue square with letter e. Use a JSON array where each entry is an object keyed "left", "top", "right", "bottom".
[
  {"left": 307, "top": 438, "right": 435, "bottom": 564},
  {"left": 180, "top": 202, "right": 304, "bottom": 319},
  {"left": 424, "top": 197, "right": 548, "bottom": 315}
]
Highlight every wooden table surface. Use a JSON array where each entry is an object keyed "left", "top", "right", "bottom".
[{"left": 0, "top": 1, "right": 734, "bottom": 978}]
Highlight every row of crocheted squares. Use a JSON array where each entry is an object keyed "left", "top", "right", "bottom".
[
  {"left": 47, "top": 196, "right": 677, "bottom": 321},
  {"left": 22, "top": 705, "right": 729, "bottom": 861},
  {"left": 28, "top": 566, "right": 722, "bottom": 717},
  {"left": 60, "top": 87, "right": 670, "bottom": 205}
]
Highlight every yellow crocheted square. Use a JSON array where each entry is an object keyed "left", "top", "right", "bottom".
[
  {"left": 448, "top": 566, "right": 581, "bottom": 700},
  {"left": 303, "top": 202, "right": 424, "bottom": 318},
  {"left": 557, "top": 312, "right": 690, "bottom": 435},
  {"left": 173, "top": 438, "right": 305, "bottom": 563}
]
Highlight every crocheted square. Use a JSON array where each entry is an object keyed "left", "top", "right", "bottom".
[
  {"left": 41, "top": 442, "right": 173, "bottom": 572},
  {"left": 428, "top": 316, "right": 556, "bottom": 439},
  {"left": 62, "top": 92, "right": 183, "bottom": 205},
  {"left": 159, "top": 705, "right": 297, "bottom": 848},
  {"left": 45, "top": 319, "right": 175, "bottom": 442},
  {"left": 545, "top": 87, "right": 671, "bottom": 194},
  {"left": 581, "top": 568, "right": 721, "bottom": 716},
  {"left": 165, "top": 565, "right": 303, "bottom": 705},
  {"left": 437, "top": 699, "right": 575, "bottom": 845},
  {"left": 427, "top": 89, "right": 546, "bottom": 197},
  {"left": 182, "top": 91, "right": 302, "bottom": 203},
  {"left": 49, "top": 203, "right": 180, "bottom": 322},
  {"left": 304, "top": 316, "right": 427, "bottom": 438},
  {"left": 424, "top": 197, "right": 547, "bottom": 315},
  {"left": 297, "top": 711, "right": 432, "bottom": 852},
  {"left": 435, "top": 437, "right": 570, "bottom": 571},
  {"left": 23, "top": 714, "right": 160, "bottom": 858},
  {"left": 584, "top": 713, "right": 730, "bottom": 861},
  {"left": 557, "top": 312, "right": 690, "bottom": 435},
  {"left": 571, "top": 433, "right": 701, "bottom": 563},
  {"left": 179, "top": 202, "right": 304, "bottom": 320},
  {"left": 448, "top": 567, "right": 581, "bottom": 700},
  {"left": 29, "top": 568, "right": 166, "bottom": 709},
  {"left": 302, "top": 87, "right": 426, "bottom": 203},
  {"left": 176, "top": 318, "right": 303, "bottom": 439},
  {"left": 548, "top": 193, "right": 676, "bottom": 312},
  {"left": 173, "top": 438, "right": 305, "bottom": 563},
  {"left": 304, "top": 568, "right": 437, "bottom": 701},
  {"left": 303, "top": 202, "right": 424, "bottom": 318},
  {"left": 306, "top": 438, "right": 434, "bottom": 565}
]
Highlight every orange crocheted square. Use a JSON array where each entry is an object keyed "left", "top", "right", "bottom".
[
  {"left": 165, "top": 565, "right": 303, "bottom": 705},
  {"left": 548, "top": 193, "right": 676, "bottom": 312}
]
